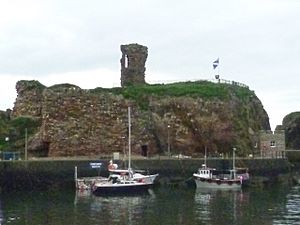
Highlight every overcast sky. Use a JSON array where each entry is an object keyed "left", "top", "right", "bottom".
[{"left": 1, "top": 0, "right": 299, "bottom": 130}]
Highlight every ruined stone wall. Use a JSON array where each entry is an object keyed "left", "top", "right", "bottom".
[
  {"left": 11, "top": 80, "right": 271, "bottom": 158},
  {"left": 8, "top": 43, "right": 272, "bottom": 158},
  {"left": 12, "top": 80, "right": 45, "bottom": 118},
  {"left": 12, "top": 82, "right": 158, "bottom": 157},
  {"left": 39, "top": 89, "right": 158, "bottom": 156},
  {"left": 120, "top": 43, "right": 148, "bottom": 87},
  {"left": 41, "top": 88, "right": 127, "bottom": 156}
]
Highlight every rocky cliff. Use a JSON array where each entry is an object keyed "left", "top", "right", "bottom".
[
  {"left": 282, "top": 112, "right": 300, "bottom": 149},
  {"left": 10, "top": 80, "right": 270, "bottom": 158}
]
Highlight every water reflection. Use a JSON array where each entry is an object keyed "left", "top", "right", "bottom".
[
  {"left": 0, "top": 200, "right": 3, "bottom": 225},
  {"left": 194, "top": 189, "right": 249, "bottom": 225},
  {"left": 1, "top": 184, "right": 300, "bottom": 225},
  {"left": 74, "top": 190, "right": 156, "bottom": 225},
  {"left": 193, "top": 185, "right": 300, "bottom": 225},
  {"left": 74, "top": 187, "right": 197, "bottom": 225},
  {"left": 273, "top": 185, "right": 300, "bottom": 225},
  {"left": 0, "top": 190, "right": 75, "bottom": 225}
]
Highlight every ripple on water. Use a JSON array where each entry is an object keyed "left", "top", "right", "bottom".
[{"left": 273, "top": 186, "right": 300, "bottom": 225}]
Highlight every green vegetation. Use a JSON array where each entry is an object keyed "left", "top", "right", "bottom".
[
  {"left": 90, "top": 81, "right": 254, "bottom": 110},
  {"left": 286, "top": 152, "right": 300, "bottom": 162},
  {"left": 17, "top": 80, "right": 46, "bottom": 92},
  {"left": 49, "top": 83, "right": 81, "bottom": 90},
  {"left": 229, "top": 85, "right": 255, "bottom": 102},
  {"left": 0, "top": 115, "right": 41, "bottom": 153},
  {"left": 283, "top": 112, "right": 300, "bottom": 124},
  {"left": 0, "top": 112, "right": 10, "bottom": 150},
  {"left": 9, "top": 116, "right": 41, "bottom": 134}
]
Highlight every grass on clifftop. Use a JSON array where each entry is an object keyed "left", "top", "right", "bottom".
[{"left": 90, "top": 80, "right": 254, "bottom": 110}]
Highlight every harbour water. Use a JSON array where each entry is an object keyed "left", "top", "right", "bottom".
[{"left": 1, "top": 184, "right": 300, "bottom": 225}]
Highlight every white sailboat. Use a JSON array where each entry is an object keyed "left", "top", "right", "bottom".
[
  {"left": 107, "top": 160, "right": 158, "bottom": 185},
  {"left": 92, "top": 107, "right": 158, "bottom": 196}
]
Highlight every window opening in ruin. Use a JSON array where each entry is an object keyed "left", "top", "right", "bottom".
[
  {"left": 125, "top": 54, "right": 128, "bottom": 68},
  {"left": 270, "top": 140, "right": 276, "bottom": 147}
]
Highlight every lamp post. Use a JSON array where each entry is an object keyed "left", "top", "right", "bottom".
[
  {"left": 25, "top": 128, "right": 28, "bottom": 161},
  {"left": 4, "top": 137, "right": 9, "bottom": 160},
  {"left": 232, "top": 147, "right": 236, "bottom": 178},
  {"left": 5, "top": 137, "right": 9, "bottom": 150},
  {"left": 167, "top": 125, "right": 170, "bottom": 157}
]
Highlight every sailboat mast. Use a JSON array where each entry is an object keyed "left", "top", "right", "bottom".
[{"left": 128, "top": 106, "right": 131, "bottom": 169}]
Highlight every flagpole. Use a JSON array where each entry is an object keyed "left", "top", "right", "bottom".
[
  {"left": 217, "top": 63, "right": 220, "bottom": 80},
  {"left": 213, "top": 58, "right": 220, "bottom": 82},
  {"left": 217, "top": 65, "right": 220, "bottom": 83}
]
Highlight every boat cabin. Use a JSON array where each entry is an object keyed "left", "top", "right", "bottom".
[
  {"left": 197, "top": 169, "right": 213, "bottom": 179},
  {"left": 197, "top": 165, "right": 238, "bottom": 180}
]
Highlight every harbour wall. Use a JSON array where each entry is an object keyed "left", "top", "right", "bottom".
[{"left": 0, "top": 158, "right": 295, "bottom": 192}]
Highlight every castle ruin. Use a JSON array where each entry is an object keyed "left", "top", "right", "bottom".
[{"left": 120, "top": 43, "right": 148, "bottom": 87}]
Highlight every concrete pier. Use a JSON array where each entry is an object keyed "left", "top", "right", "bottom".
[{"left": 0, "top": 158, "right": 293, "bottom": 192}]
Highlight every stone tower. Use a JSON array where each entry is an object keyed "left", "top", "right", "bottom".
[{"left": 120, "top": 43, "right": 148, "bottom": 87}]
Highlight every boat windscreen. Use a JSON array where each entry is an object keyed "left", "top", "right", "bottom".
[{"left": 212, "top": 170, "right": 231, "bottom": 175}]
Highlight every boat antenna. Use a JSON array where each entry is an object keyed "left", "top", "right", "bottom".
[
  {"left": 128, "top": 106, "right": 131, "bottom": 170},
  {"left": 204, "top": 146, "right": 207, "bottom": 168}
]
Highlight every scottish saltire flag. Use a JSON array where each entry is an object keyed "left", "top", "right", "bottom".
[{"left": 213, "top": 58, "right": 219, "bottom": 69}]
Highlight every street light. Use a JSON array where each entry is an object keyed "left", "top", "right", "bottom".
[
  {"left": 232, "top": 147, "right": 236, "bottom": 178},
  {"left": 4, "top": 137, "right": 9, "bottom": 160},
  {"left": 167, "top": 125, "right": 170, "bottom": 157}
]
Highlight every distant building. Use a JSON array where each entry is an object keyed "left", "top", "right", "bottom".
[{"left": 258, "top": 130, "right": 285, "bottom": 158}]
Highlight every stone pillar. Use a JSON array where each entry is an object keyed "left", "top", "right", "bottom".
[
  {"left": 120, "top": 43, "right": 148, "bottom": 87},
  {"left": 11, "top": 80, "right": 46, "bottom": 118}
]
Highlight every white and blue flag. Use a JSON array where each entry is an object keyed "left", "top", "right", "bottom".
[{"left": 213, "top": 58, "right": 219, "bottom": 69}]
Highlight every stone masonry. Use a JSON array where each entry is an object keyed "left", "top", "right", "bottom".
[
  {"left": 120, "top": 43, "right": 148, "bottom": 87},
  {"left": 9, "top": 44, "right": 271, "bottom": 157},
  {"left": 259, "top": 130, "right": 286, "bottom": 158}
]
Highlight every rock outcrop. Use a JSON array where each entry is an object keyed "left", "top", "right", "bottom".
[
  {"left": 10, "top": 80, "right": 270, "bottom": 157},
  {"left": 282, "top": 112, "right": 300, "bottom": 149},
  {"left": 6, "top": 43, "right": 271, "bottom": 158}
]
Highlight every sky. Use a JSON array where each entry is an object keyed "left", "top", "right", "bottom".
[{"left": 0, "top": 0, "right": 299, "bottom": 130}]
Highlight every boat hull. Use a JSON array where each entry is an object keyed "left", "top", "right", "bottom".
[
  {"left": 92, "top": 182, "right": 153, "bottom": 196},
  {"left": 193, "top": 175, "right": 242, "bottom": 190}
]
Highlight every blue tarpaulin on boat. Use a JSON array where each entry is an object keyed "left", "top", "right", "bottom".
[{"left": 2, "top": 151, "right": 21, "bottom": 160}]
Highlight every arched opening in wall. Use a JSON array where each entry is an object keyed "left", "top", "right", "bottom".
[
  {"left": 125, "top": 54, "right": 128, "bottom": 68},
  {"left": 30, "top": 141, "right": 50, "bottom": 157},
  {"left": 141, "top": 145, "right": 148, "bottom": 157}
]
